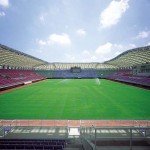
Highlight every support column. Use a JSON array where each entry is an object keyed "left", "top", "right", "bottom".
[
  {"left": 130, "top": 128, "right": 132, "bottom": 150},
  {"left": 95, "top": 128, "right": 96, "bottom": 150}
]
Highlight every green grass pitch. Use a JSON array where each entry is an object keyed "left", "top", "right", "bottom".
[{"left": 0, "top": 79, "right": 150, "bottom": 120}]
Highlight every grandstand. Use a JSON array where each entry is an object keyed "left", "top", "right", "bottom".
[{"left": 0, "top": 44, "right": 150, "bottom": 150}]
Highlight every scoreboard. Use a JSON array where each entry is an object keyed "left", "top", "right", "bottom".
[{"left": 71, "top": 67, "right": 81, "bottom": 73}]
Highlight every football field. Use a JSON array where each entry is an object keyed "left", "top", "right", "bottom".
[{"left": 0, "top": 79, "right": 150, "bottom": 120}]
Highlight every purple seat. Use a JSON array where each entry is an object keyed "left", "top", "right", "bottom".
[
  {"left": 16, "top": 145, "right": 25, "bottom": 149},
  {"left": 24, "top": 145, "right": 34, "bottom": 149},
  {"left": 6, "top": 145, "right": 16, "bottom": 149},
  {"left": 54, "top": 145, "right": 63, "bottom": 150},
  {"left": 0, "top": 145, "right": 6, "bottom": 149},
  {"left": 44, "top": 145, "right": 53, "bottom": 149},
  {"left": 34, "top": 145, "right": 43, "bottom": 149}
]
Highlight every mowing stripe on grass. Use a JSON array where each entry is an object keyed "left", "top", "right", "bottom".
[{"left": 0, "top": 79, "right": 150, "bottom": 120}]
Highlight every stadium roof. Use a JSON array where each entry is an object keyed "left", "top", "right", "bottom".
[
  {"left": 105, "top": 46, "right": 150, "bottom": 67},
  {"left": 0, "top": 44, "right": 49, "bottom": 69},
  {"left": 35, "top": 63, "right": 117, "bottom": 70},
  {"left": 0, "top": 44, "right": 150, "bottom": 69}
]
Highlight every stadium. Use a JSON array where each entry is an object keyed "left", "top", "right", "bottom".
[{"left": 0, "top": 44, "right": 150, "bottom": 150}]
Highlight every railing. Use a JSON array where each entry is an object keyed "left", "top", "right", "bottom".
[
  {"left": 0, "top": 120, "right": 149, "bottom": 127},
  {"left": 82, "top": 136, "right": 93, "bottom": 150},
  {"left": 80, "top": 125, "right": 150, "bottom": 150},
  {"left": 0, "top": 119, "right": 149, "bottom": 149},
  {"left": 0, "top": 120, "right": 4, "bottom": 138},
  {"left": 0, "top": 120, "right": 16, "bottom": 137}
]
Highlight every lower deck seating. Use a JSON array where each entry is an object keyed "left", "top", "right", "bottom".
[
  {"left": 0, "top": 69, "right": 46, "bottom": 89},
  {"left": 107, "top": 69, "right": 150, "bottom": 87},
  {"left": 35, "top": 70, "right": 55, "bottom": 78},
  {"left": 0, "top": 139, "right": 66, "bottom": 149}
]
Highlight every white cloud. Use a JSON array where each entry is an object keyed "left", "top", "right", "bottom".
[
  {"left": 0, "top": 0, "right": 9, "bottom": 17},
  {"left": 136, "top": 31, "right": 150, "bottom": 39},
  {"left": 95, "top": 42, "right": 112, "bottom": 55},
  {"left": 114, "top": 43, "right": 124, "bottom": 50},
  {"left": 115, "top": 51, "right": 121, "bottom": 56},
  {"left": 0, "top": 0, "right": 9, "bottom": 7},
  {"left": 147, "top": 42, "right": 150, "bottom": 46},
  {"left": 0, "top": 11, "right": 5, "bottom": 17},
  {"left": 39, "top": 15, "right": 45, "bottom": 23},
  {"left": 95, "top": 42, "right": 136, "bottom": 58},
  {"left": 91, "top": 56, "right": 98, "bottom": 61},
  {"left": 37, "top": 39, "right": 46, "bottom": 46},
  {"left": 48, "top": 33, "right": 71, "bottom": 45},
  {"left": 100, "top": 0, "right": 129, "bottom": 28},
  {"left": 37, "top": 33, "right": 71, "bottom": 46},
  {"left": 129, "top": 43, "right": 136, "bottom": 48},
  {"left": 38, "top": 12, "right": 48, "bottom": 24},
  {"left": 113, "top": 43, "right": 136, "bottom": 57},
  {"left": 81, "top": 50, "right": 98, "bottom": 62},
  {"left": 76, "top": 29, "right": 86, "bottom": 37},
  {"left": 95, "top": 42, "right": 136, "bottom": 55}
]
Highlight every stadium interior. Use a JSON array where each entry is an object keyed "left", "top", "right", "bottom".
[{"left": 0, "top": 44, "right": 150, "bottom": 150}]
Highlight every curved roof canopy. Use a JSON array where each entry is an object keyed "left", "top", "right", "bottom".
[
  {"left": 35, "top": 63, "right": 117, "bottom": 70},
  {"left": 0, "top": 44, "right": 150, "bottom": 69},
  {"left": 105, "top": 46, "right": 150, "bottom": 67},
  {"left": 0, "top": 44, "right": 48, "bottom": 69}
]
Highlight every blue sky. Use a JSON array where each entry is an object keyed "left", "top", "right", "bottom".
[{"left": 0, "top": 0, "right": 150, "bottom": 63}]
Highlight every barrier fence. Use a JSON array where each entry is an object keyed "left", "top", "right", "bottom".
[
  {"left": 0, "top": 120, "right": 150, "bottom": 150},
  {"left": 0, "top": 120, "right": 149, "bottom": 127},
  {"left": 80, "top": 126, "right": 150, "bottom": 150}
]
